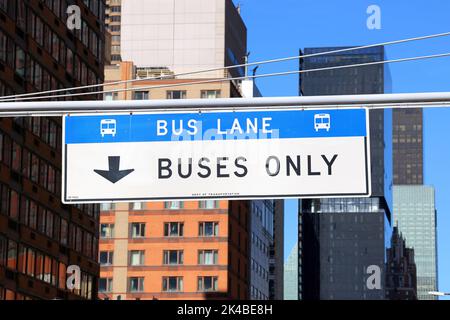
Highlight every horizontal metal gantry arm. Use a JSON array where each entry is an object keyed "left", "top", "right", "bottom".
[{"left": 1, "top": 91, "right": 450, "bottom": 116}]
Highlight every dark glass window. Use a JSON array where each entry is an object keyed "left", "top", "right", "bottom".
[
  {"left": 128, "top": 277, "right": 144, "bottom": 292},
  {"left": 162, "top": 277, "right": 183, "bottom": 292},
  {"left": 99, "top": 251, "right": 113, "bottom": 266},
  {"left": 0, "top": 235, "right": 6, "bottom": 266},
  {"left": 198, "top": 276, "right": 218, "bottom": 292},
  {"left": 14, "top": 46, "right": 25, "bottom": 77},
  {"left": 100, "top": 223, "right": 114, "bottom": 238},
  {"left": 9, "top": 190, "right": 19, "bottom": 220},
  {"left": 129, "top": 223, "right": 145, "bottom": 238},
  {"left": 26, "top": 247, "right": 35, "bottom": 277},
  {"left": 7, "top": 240, "right": 17, "bottom": 270},
  {"left": 0, "top": 30, "right": 6, "bottom": 63},
  {"left": 99, "top": 278, "right": 113, "bottom": 293},
  {"left": 163, "top": 250, "right": 183, "bottom": 265},
  {"left": 164, "top": 222, "right": 184, "bottom": 237},
  {"left": 199, "top": 222, "right": 219, "bottom": 237},
  {"left": 167, "top": 91, "right": 186, "bottom": 99}
]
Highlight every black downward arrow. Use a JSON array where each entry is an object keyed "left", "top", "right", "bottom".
[{"left": 94, "top": 156, "right": 134, "bottom": 184}]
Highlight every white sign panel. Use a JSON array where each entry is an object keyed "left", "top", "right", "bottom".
[{"left": 62, "top": 108, "right": 371, "bottom": 203}]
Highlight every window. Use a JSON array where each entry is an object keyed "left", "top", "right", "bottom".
[
  {"left": 100, "top": 203, "right": 114, "bottom": 211},
  {"left": 16, "top": 0, "right": 26, "bottom": 30},
  {"left": 111, "top": 45, "right": 120, "bottom": 53},
  {"left": 131, "top": 202, "right": 144, "bottom": 211},
  {"left": 164, "top": 222, "right": 184, "bottom": 237},
  {"left": 104, "top": 92, "right": 118, "bottom": 101},
  {"left": 26, "top": 248, "right": 35, "bottom": 277},
  {"left": 162, "top": 277, "right": 183, "bottom": 292},
  {"left": 199, "top": 222, "right": 219, "bottom": 237},
  {"left": 66, "top": 49, "right": 74, "bottom": 75},
  {"left": 58, "top": 263, "right": 66, "bottom": 290},
  {"left": 60, "top": 218, "right": 68, "bottom": 246},
  {"left": 11, "top": 142, "right": 22, "bottom": 173},
  {"left": 99, "top": 278, "right": 113, "bottom": 293},
  {"left": 0, "top": 0, "right": 7, "bottom": 13},
  {"left": 7, "top": 240, "right": 17, "bottom": 270},
  {"left": 9, "top": 190, "right": 19, "bottom": 220},
  {"left": 199, "top": 200, "right": 219, "bottom": 210},
  {"left": 0, "top": 235, "right": 6, "bottom": 266},
  {"left": 128, "top": 277, "right": 144, "bottom": 292},
  {"left": 43, "top": 210, "right": 53, "bottom": 238},
  {"left": 201, "top": 90, "right": 221, "bottom": 99},
  {"left": 0, "top": 30, "right": 6, "bottom": 62},
  {"left": 166, "top": 91, "right": 186, "bottom": 99},
  {"left": 198, "top": 276, "right": 218, "bottom": 292},
  {"left": 17, "top": 245, "right": 27, "bottom": 274},
  {"left": 130, "top": 223, "right": 146, "bottom": 238},
  {"left": 129, "top": 250, "right": 145, "bottom": 266},
  {"left": 134, "top": 91, "right": 149, "bottom": 100},
  {"left": 100, "top": 224, "right": 114, "bottom": 238},
  {"left": 99, "top": 251, "right": 114, "bottom": 266},
  {"left": 164, "top": 201, "right": 183, "bottom": 210},
  {"left": 163, "top": 250, "right": 184, "bottom": 265},
  {"left": 198, "top": 250, "right": 218, "bottom": 265},
  {"left": 43, "top": 255, "right": 52, "bottom": 284},
  {"left": 110, "top": 25, "right": 120, "bottom": 32},
  {"left": 0, "top": 185, "right": 9, "bottom": 215},
  {"left": 15, "top": 46, "right": 25, "bottom": 77},
  {"left": 111, "top": 6, "right": 121, "bottom": 13}
]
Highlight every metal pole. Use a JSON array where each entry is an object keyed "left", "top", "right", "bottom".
[{"left": 0, "top": 92, "right": 450, "bottom": 116}]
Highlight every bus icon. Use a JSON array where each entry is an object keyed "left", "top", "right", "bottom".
[
  {"left": 314, "top": 113, "right": 331, "bottom": 132},
  {"left": 100, "top": 119, "right": 117, "bottom": 137}
]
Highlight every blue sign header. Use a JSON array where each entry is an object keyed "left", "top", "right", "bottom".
[{"left": 64, "top": 109, "right": 367, "bottom": 144}]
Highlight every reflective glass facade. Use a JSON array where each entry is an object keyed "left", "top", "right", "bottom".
[
  {"left": 299, "top": 46, "right": 392, "bottom": 300},
  {"left": 283, "top": 244, "right": 298, "bottom": 300},
  {"left": 393, "top": 186, "right": 437, "bottom": 300}
]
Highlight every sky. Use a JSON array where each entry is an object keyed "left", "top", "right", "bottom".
[{"left": 237, "top": 0, "right": 450, "bottom": 298}]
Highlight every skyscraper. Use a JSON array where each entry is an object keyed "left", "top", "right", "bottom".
[
  {"left": 385, "top": 226, "right": 417, "bottom": 300},
  {"left": 269, "top": 199, "right": 284, "bottom": 300},
  {"left": 283, "top": 244, "right": 298, "bottom": 300},
  {"left": 392, "top": 109, "right": 423, "bottom": 185},
  {"left": 392, "top": 92, "right": 437, "bottom": 300},
  {"left": 298, "top": 46, "right": 392, "bottom": 300},
  {"left": 120, "top": 0, "right": 246, "bottom": 79},
  {"left": 392, "top": 186, "right": 437, "bottom": 300},
  {"left": 0, "top": 0, "right": 106, "bottom": 300}
]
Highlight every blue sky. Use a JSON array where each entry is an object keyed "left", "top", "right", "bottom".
[{"left": 237, "top": 0, "right": 450, "bottom": 297}]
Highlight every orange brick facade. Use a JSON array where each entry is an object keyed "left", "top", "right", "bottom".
[{"left": 99, "top": 200, "right": 250, "bottom": 300}]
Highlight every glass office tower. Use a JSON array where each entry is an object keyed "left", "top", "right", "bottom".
[
  {"left": 393, "top": 186, "right": 437, "bottom": 300},
  {"left": 283, "top": 244, "right": 298, "bottom": 300},
  {"left": 391, "top": 81, "right": 435, "bottom": 300},
  {"left": 298, "top": 46, "right": 392, "bottom": 300}
]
